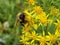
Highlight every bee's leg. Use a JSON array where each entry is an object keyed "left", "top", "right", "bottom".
[{"left": 14, "top": 18, "right": 19, "bottom": 28}]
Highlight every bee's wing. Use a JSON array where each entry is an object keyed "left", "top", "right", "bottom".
[
  {"left": 17, "top": 12, "right": 21, "bottom": 19},
  {"left": 14, "top": 12, "right": 21, "bottom": 28}
]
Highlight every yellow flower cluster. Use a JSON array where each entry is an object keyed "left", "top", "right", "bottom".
[{"left": 19, "top": 0, "right": 60, "bottom": 45}]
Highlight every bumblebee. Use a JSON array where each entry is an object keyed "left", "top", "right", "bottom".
[{"left": 17, "top": 12, "right": 28, "bottom": 26}]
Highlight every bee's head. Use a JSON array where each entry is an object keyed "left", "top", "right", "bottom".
[{"left": 19, "top": 13, "right": 25, "bottom": 20}]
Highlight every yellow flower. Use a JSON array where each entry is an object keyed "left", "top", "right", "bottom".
[
  {"left": 51, "top": 9, "right": 59, "bottom": 15},
  {"left": 34, "top": 6, "right": 43, "bottom": 14},
  {"left": 50, "top": 6, "right": 59, "bottom": 15},
  {"left": 24, "top": 9, "right": 31, "bottom": 16},
  {"left": 23, "top": 24, "right": 31, "bottom": 32},
  {"left": 48, "top": 32, "right": 58, "bottom": 43},
  {"left": 31, "top": 31, "right": 39, "bottom": 40},
  {"left": 30, "top": 31, "right": 39, "bottom": 43},
  {"left": 25, "top": 15, "right": 31, "bottom": 22},
  {"left": 20, "top": 35, "right": 29, "bottom": 45},
  {"left": 50, "top": 35, "right": 57, "bottom": 43},
  {"left": 38, "top": 31, "right": 48, "bottom": 45},
  {"left": 25, "top": 32, "right": 32, "bottom": 38},
  {"left": 36, "top": 12, "right": 46, "bottom": 19},
  {"left": 33, "top": 24, "right": 38, "bottom": 30},
  {"left": 39, "top": 12, "right": 48, "bottom": 25},
  {"left": 27, "top": 0, "right": 35, "bottom": 5},
  {"left": 40, "top": 17, "right": 47, "bottom": 24},
  {"left": 29, "top": 19, "right": 35, "bottom": 25}
]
